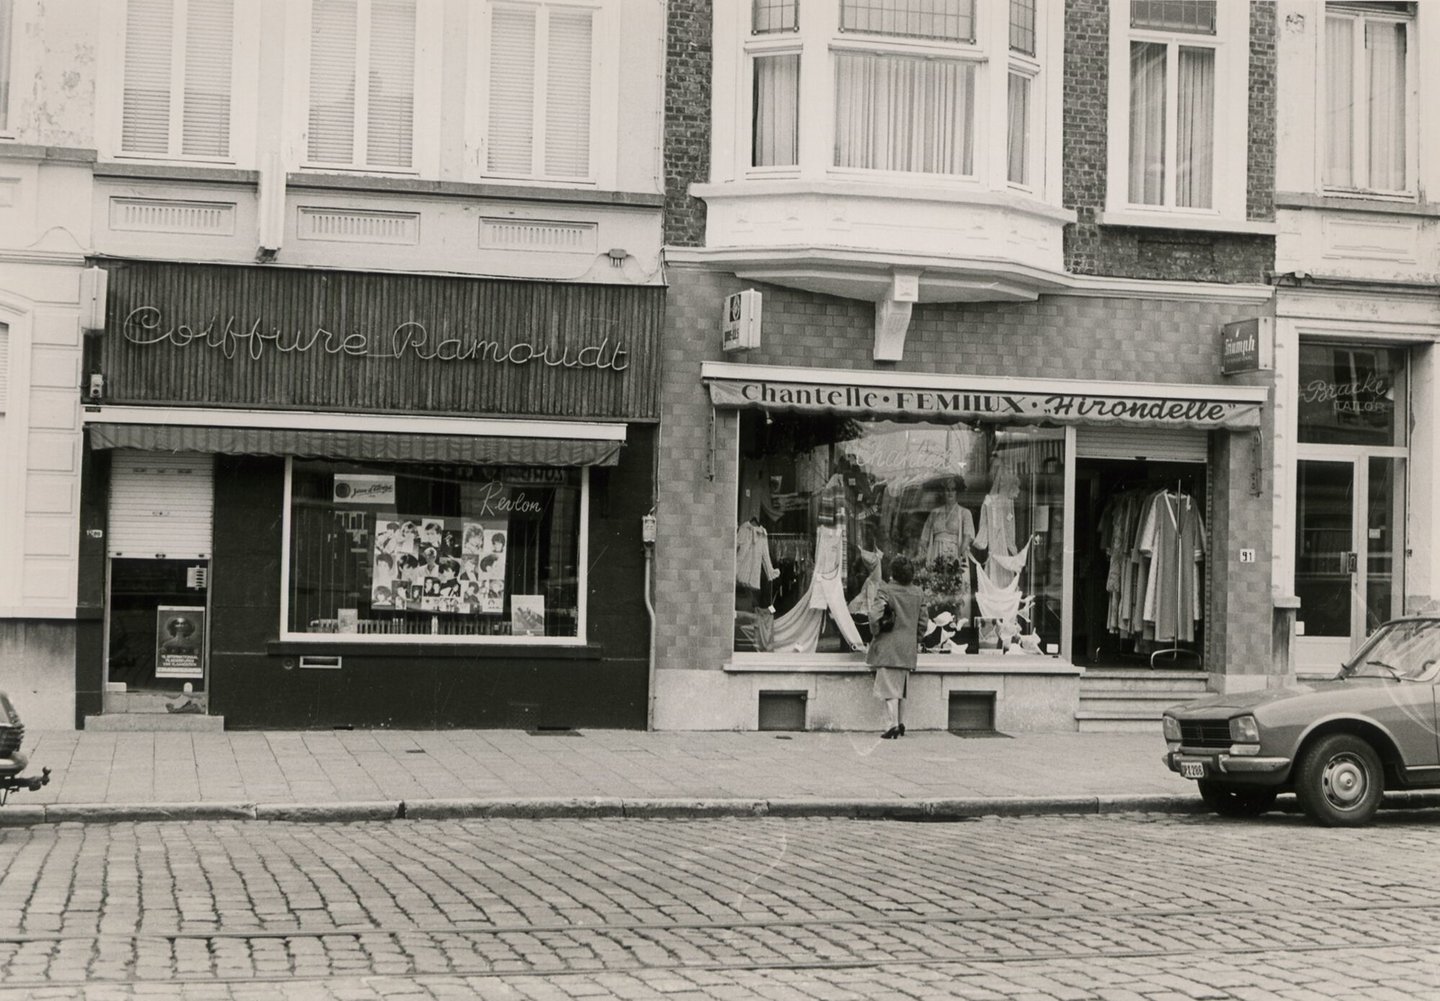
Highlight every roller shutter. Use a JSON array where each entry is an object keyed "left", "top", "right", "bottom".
[
  {"left": 107, "top": 451, "right": 214, "bottom": 559},
  {"left": 1074, "top": 427, "right": 1209, "bottom": 463}
]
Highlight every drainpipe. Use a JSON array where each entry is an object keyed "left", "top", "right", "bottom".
[{"left": 642, "top": 509, "right": 657, "bottom": 729}]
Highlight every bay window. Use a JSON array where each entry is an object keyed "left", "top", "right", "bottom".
[
  {"left": 833, "top": 52, "right": 974, "bottom": 175},
  {"left": 753, "top": 53, "right": 799, "bottom": 167},
  {"left": 285, "top": 460, "right": 584, "bottom": 642},
  {"left": 733, "top": 412, "right": 1065, "bottom": 659},
  {"left": 1007, "top": 0, "right": 1038, "bottom": 187},
  {"left": 119, "top": 0, "right": 236, "bottom": 159},
  {"left": 1324, "top": 7, "right": 1411, "bottom": 193}
]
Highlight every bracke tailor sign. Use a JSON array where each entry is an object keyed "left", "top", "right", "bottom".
[{"left": 706, "top": 379, "right": 1261, "bottom": 429}]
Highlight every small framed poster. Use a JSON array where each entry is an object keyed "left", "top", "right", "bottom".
[
  {"left": 511, "top": 595, "right": 545, "bottom": 636},
  {"left": 156, "top": 606, "right": 206, "bottom": 679}
]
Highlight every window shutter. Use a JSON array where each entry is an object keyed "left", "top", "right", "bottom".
[
  {"left": 544, "top": 8, "right": 592, "bottom": 178},
  {"left": 487, "top": 5, "right": 536, "bottom": 174},
  {"left": 366, "top": 0, "right": 415, "bottom": 168},
  {"left": 309, "top": 0, "right": 358, "bottom": 164},
  {"left": 181, "top": 0, "right": 233, "bottom": 157},
  {"left": 122, "top": 0, "right": 175, "bottom": 154}
]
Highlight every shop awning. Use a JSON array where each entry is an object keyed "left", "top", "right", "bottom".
[
  {"left": 702, "top": 362, "right": 1267, "bottom": 431},
  {"left": 83, "top": 407, "right": 626, "bottom": 467}
]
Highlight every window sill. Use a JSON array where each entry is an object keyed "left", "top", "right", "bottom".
[
  {"left": 268, "top": 639, "right": 602, "bottom": 659},
  {"left": 288, "top": 171, "right": 666, "bottom": 208},
  {"left": 95, "top": 161, "right": 260, "bottom": 185},
  {"left": 0, "top": 142, "right": 98, "bottom": 164},
  {"left": 1275, "top": 191, "right": 1440, "bottom": 218},
  {"left": 1097, "top": 209, "right": 1277, "bottom": 235}
]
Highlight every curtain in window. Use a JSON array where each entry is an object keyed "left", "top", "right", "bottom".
[
  {"left": 488, "top": 6, "right": 536, "bottom": 173},
  {"left": 545, "top": 8, "right": 592, "bottom": 178},
  {"left": 753, "top": 54, "right": 798, "bottom": 167},
  {"left": 1006, "top": 72, "right": 1029, "bottom": 185},
  {"left": 1127, "top": 41, "right": 1165, "bottom": 205},
  {"left": 308, "top": 0, "right": 358, "bottom": 163},
  {"left": 181, "top": 0, "right": 233, "bottom": 157},
  {"left": 1323, "top": 16, "right": 1353, "bottom": 187},
  {"left": 834, "top": 52, "right": 973, "bottom": 175},
  {"left": 366, "top": 0, "right": 415, "bottom": 168},
  {"left": 1176, "top": 46, "right": 1212, "bottom": 208},
  {"left": 123, "top": 0, "right": 174, "bottom": 153},
  {"left": 1367, "top": 20, "right": 1405, "bottom": 191}
]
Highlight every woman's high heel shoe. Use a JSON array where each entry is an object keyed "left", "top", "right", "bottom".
[
  {"left": 881, "top": 725, "right": 900, "bottom": 739},
  {"left": 897, "top": 724, "right": 906, "bottom": 737}
]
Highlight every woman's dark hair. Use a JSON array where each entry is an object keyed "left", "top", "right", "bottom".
[{"left": 890, "top": 555, "right": 915, "bottom": 585}]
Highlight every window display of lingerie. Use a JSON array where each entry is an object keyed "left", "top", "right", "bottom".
[
  {"left": 735, "top": 520, "right": 779, "bottom": 590},
  {"left": 1138, "top": 491, "right": 1206, "bottom": 644},
  {"left": 920, "top": 502, "right": 976, "bottom": 564},
  {"left": 971, "top": 539, "right": 1034, "bottom": 625},
  {"left": 975, "top": 462, "right": 1021, "bottom": 585},
  {"left": 847, "top": 547, "right": 883, "bottom": 619},
  {"left": 772, "top": 477, "right": 864, "bottom": 653}
]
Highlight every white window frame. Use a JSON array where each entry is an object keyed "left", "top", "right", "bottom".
[
  {"left": 279, "top": 457, "right": 592, "bottom": 647},
  {"left": 95, "top": 0, "right": 260, "bottom": 167},
  {"left": 1318, "top": 5, "right": 1416, "bottom": 199},
  {"left": 282, "top": 0, "right": 442, "bottom": 178},
  {"left": 1105, "top": 0, "right": 1249, "bottom": 225},
  {"left": 465, "top": 0, "right": 617, "bottom": 188},
  {"left": 1005, "top": 0, "right": 1045, "bottom": 195}
]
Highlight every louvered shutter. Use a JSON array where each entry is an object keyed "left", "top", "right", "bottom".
[
  {"left": 366, "top": 0, "right": 415, "bottom": 168},
  {"left": 1074, "top": 427, "right": 1210, "bottom": 463},
  {"left": 309, "top": 0, "right": 358, "bottom": 164},
  {"left": 180, "top": 0, "right": 233, "bottom": 157},
  {"left": 108, "top": 452, "right": 214, "bottom": 560},
  {"left": 488, "top": 5, "right": 536, "bottom": 174},
  {"left": 122, "top": 0, "right": 174, "bottom": 154},
  {"left": 0, "top": 322, "right": 9, "bottom": 412},
  {"left": 544, "top": 8, "right": 591, "bottom": 178}
]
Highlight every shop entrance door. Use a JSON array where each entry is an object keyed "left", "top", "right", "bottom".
[{"left": 1294, "top": 451, "right": 1405, "bottom": 674}]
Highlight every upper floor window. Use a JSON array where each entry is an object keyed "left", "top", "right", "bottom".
[
  {"left": 1008, "top": 0, "right": 1038, "bottom": 186},
  {"left": 308, "top": 0, "right": 418, "bottom": 170},
  {"left": 1107, "top": 0, "right": 1248, "bottom": 221},
  {"left": 485, "top": 2, "right": 596, "bottom": 180},
  {"left": 1323, "top": 6, "right": 1411, "bottom": 194},
  {"left": 120, "top": 0, "right": 236, "bottom": 159},
  {"left": 0, "top": 0, "right": 12, "bottom": 133}
]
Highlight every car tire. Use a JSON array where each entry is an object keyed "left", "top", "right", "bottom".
[
  {"left": 1197, "top": 780, "right": 1277, "bottom": 818},
  {"left": 1294, "top": 733, "right": 1383, "bottom": 827}
]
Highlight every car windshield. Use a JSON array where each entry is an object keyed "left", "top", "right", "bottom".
[{"left": 1343, "top": 620, "right": 1440, "bottom": 681}]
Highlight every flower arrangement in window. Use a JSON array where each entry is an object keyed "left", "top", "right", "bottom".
[{"left": 914, "top": 554, "right": 967, "bottom": 619}]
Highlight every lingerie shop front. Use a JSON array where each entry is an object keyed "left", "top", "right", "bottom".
[
  {"left": 74, "top": 260, "right": 662, "bottom": 729},
  {"left": 655, "top": 361, "right": 1270, "bottom": 734}
]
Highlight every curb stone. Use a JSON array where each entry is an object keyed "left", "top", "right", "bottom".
[{"left": 254, "top": 802, "right": 400, "bottom": 822}]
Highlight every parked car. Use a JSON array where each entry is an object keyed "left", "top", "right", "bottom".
[
  {"left": 1162, "top": 616, "right": 1440, "bottom": 826},
  {"left": 0, "top": 692, "right": 49, "bottom": 806}
]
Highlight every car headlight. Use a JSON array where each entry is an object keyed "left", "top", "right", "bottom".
[
  {"left": 1229, "top": 715, "right": 1260, "bottom": 743},
  {"left": 1162, "top": 715, "right": 1181, "bottom": 742}
]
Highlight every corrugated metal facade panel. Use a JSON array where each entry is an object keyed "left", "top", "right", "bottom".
[
  {"left": 1075, "top": 427, "right": 1209, "bottom": 463},
  {"left": 100, "top": 261, "right": 663, "bottom": 420},
  {"left": 108, "top": 451, "right": 215, "bottom": 558}
]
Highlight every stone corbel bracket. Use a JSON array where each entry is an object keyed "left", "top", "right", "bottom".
[{"left": 874, "top": 270, "right": 922, "bottom": 362}]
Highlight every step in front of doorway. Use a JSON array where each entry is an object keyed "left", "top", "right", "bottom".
[{"left": 84, "top": 713, "right": 225, "bottom": 732}]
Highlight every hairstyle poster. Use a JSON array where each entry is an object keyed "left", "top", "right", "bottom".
[
  {"left": 511, "top": 594, "right": 545, "bottom": 636},
  {"left": 373, "top": 515, "right": 509, "bottom": 615},
  {"left": 155, "top": 606, "right": 206, "bottom": 679}
]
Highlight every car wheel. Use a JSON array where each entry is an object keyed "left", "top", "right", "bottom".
[
  {"left": 1294, "top": 733, "right": 1383, "bottom": 827},
  {"left": 1197, "top": 780, "right": 1277, "bottom": 818}
]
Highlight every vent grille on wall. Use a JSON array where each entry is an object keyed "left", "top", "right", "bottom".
[
  {"left": 479, "top": 217, "right": 597, "bottom": 253},
  {"left": 110, "top": 198, "right": 237, "bottom": 235},
  {"left": 298, "top": 207, "right": 420, "bottom": 245}
]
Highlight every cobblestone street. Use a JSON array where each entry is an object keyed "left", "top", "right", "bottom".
[{"left": 3, "top": 810, "right": 1440, "bottom": 998}]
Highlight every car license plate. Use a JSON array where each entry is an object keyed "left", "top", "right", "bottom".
[{"left": 1179, "top": 760, "right": 1205, "bottom": 779}]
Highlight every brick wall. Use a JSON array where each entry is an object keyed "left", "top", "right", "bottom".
[
  {"left": 1062, "top": 0, "right": 1276, "bottom": 282},
  {"left": 664, "top": 0, "right": 711, "bottom": 248},
  {"left": 653, "top": 264, "right": 1277, "bottom": 678}
]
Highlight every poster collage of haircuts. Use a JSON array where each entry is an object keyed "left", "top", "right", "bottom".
[{"left": 370, "top": 517, "right": 509, "bottom": 615}]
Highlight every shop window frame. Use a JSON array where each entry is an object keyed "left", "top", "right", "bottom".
[{"left": 278, "top": 456, "right": 592, "bottom": 646}]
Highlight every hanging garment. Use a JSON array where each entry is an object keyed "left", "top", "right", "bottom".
[
  {"left": 847, "top": 547, "right": 884, "bottom": 619},
  {"left": 735, "top": 521, "right": 779, "bottom": 590},
  {"left": 975, "top": 493, "right": 1019, "bottom": 586},
  {"left": 920, "top": 503, "right": 976, "bottom": 564},
  {"left": 771, "top": 522, "right": 866, "bottom": 653},
  {"left": 1139, "top": 491, "right": 1208, "bottom": 643}
]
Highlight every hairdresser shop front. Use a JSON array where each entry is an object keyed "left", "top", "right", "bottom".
[
  {"left": 74, "top": 260, "right": 661, "bottom": 729},
  {"left": 652, "top": 329, "right": 1272, "bottom": 734}
]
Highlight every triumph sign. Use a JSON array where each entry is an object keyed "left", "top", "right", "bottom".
[{"left": 706, "top": 377, "right": 1264, "bottom": 430}]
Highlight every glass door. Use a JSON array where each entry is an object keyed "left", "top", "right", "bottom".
[{"left": 1294, "top": 453, "right": 1405, "bottom": 674}]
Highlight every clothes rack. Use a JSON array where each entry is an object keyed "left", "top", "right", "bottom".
[{"left": 1150, "top": 480, "right": 1202, "bottom": 667}]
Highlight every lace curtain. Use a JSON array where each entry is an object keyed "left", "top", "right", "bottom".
[{"left": 834, "top": 52, "right": 974, "bottom": 175}]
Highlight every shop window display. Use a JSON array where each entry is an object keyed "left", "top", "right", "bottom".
[
  {"left": 286, "top": 460, "right": 581, "bottom": 639},
  {"left": 733, "top": 412, "right": 1065, "bottom": 657}
]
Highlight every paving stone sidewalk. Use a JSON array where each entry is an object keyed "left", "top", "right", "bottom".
[{"left": 4, "top": 728, "right": 1203, "bottom": 823}]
